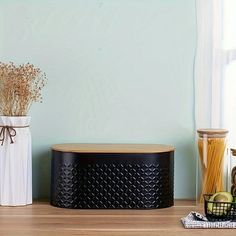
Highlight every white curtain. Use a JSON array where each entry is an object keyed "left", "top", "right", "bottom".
[
  {"left": 195, "top": 0, "right": 236, "bottom": 193},
  {"left": 195, "top": 0, "right": 236, "bottom": 130}
]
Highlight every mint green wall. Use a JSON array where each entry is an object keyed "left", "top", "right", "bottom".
[{"left": 1, "top": 0, "right": 196, "bottom": 199}]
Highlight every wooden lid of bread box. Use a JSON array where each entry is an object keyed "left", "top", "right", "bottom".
[{"left": 52, "top": 143, "right": 174, "bottom": 154}]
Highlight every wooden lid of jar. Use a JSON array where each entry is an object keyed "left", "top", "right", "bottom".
[
  {"left": 52, "top": 143, "right": 175, "bottom": 154},
  {"left": 197, "top": 129, "right": 228, "bottom": 138}
]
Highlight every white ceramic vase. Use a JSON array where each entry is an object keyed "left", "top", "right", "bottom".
[{"left": 0, "top": 116, "right": 32, "bottom": 206}]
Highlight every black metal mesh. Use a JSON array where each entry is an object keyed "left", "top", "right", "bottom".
[{"left": 204, "top": 194, "right": 236, "bottom": 221}]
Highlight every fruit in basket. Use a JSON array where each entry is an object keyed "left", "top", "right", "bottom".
[{"left": 207, "top": 192, "right": 233, "bottom": 216}]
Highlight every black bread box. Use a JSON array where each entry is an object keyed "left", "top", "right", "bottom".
[{"left": 50, "top": 144, "right": 174, "bottom": 209}]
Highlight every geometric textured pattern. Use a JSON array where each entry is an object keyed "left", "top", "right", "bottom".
[{"left": 52, "top": 163, "right": 174, "bottom": 209}]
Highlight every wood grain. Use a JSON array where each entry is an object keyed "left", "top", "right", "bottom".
[
  {"left": 0, "top": 201, "right": 235, "bottom": 236},
  {"left": 51, "top": 143, "right": 175, "bottom": 154}
]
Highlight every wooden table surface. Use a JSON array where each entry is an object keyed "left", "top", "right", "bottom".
[{"left": 0, "top": 200, "right": 235, "bottom": 236}]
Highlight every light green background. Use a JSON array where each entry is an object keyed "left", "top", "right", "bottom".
[{"left": 0, "top": 0, "right": 196, "bottom": 199}]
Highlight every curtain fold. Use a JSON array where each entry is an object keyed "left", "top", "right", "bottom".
[{"left": 194, "top": 0, "right": 224, "bottom": 129}]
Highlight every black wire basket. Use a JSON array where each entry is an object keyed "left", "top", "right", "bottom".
[{"left": 204, "top": 194, "right": 236, "bottom": 221}]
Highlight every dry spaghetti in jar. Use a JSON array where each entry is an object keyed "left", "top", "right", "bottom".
[{"left": 197, "top": 129, "right": 228, "bottom": 203}]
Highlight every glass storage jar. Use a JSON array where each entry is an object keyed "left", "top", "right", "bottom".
[{"left": 197, "top": 129, "right": 228, "bottom": 203}]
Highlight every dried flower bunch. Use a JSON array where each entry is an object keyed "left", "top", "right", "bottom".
[{"left": 0, "top": 62, "right": 46, "bottom": 116}]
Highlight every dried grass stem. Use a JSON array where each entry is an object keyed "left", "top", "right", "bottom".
[{"left": 0, "top": 62, "right": 46, "bottom": 116}]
